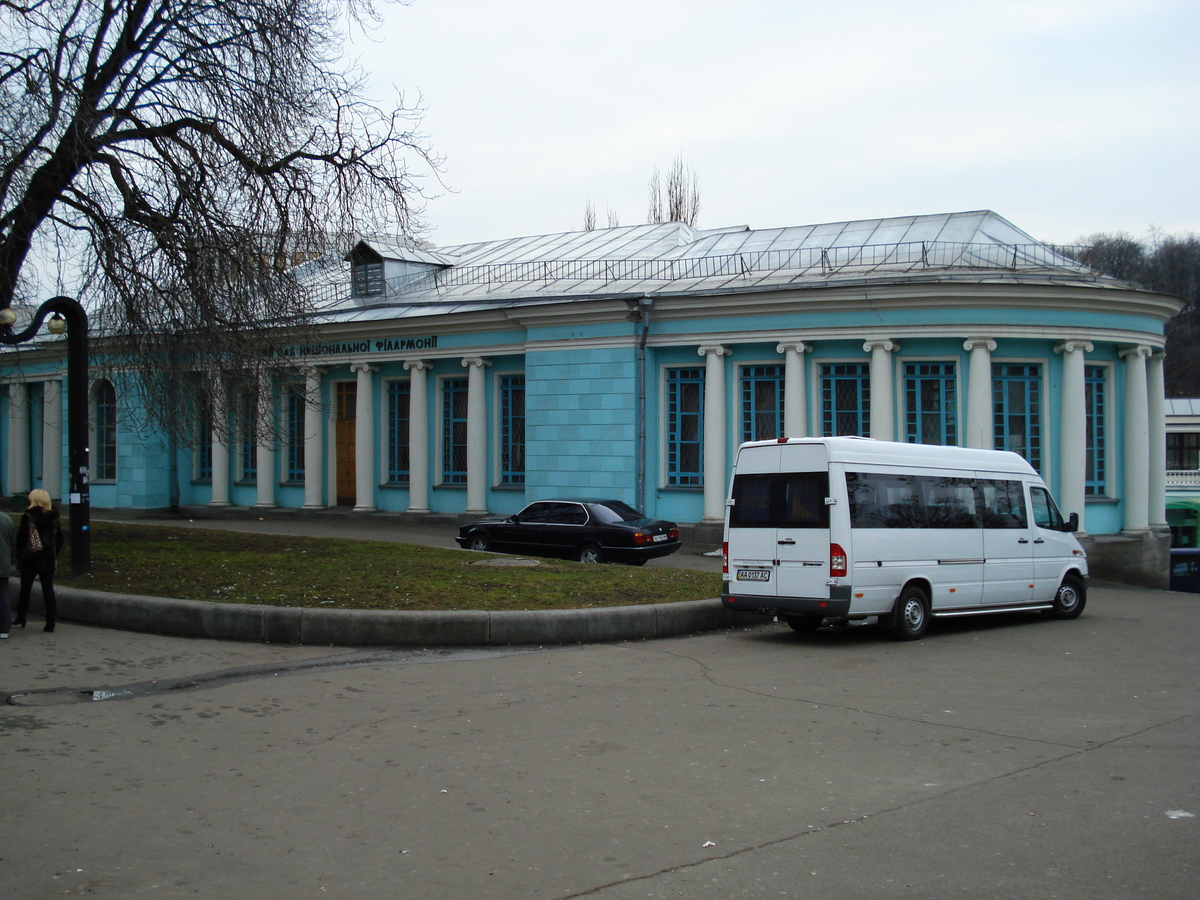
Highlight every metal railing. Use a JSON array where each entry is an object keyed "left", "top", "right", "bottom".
[
  {"left": 1167, "top": 469, "right": 1200, "bottom": 488},
  {"left": 354, "top": 240, "right": 1090, "bottom": 302}
]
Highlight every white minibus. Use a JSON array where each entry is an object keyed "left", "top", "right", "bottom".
[{"left": 721, "top": 437, "right": 1088, "bottom": 640}]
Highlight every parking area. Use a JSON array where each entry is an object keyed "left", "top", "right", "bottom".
[{"left": 1, "top": 582, "right": 1196, "bottom": 898}]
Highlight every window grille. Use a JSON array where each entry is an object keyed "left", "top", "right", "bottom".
[
  {"left": 387, "top": 380, "right": 411, "bottom": 483},
  {"left": 95, "top": 380, "right": 117, "bottom": 481},
  {"left": 286, "top": 385, "right": 305, "bottom": 482},
  {"left": 667, "top": 367, "right": 704, "bottom": 486},
  {"left": 499, "top": 375, "right": 525, "bottom": 485},
  {"left": 741, "top": 365, "right": 784, "bottom": 442},
  {"left": 442, "top": 378, "right": 469, "bottom": 484},
  {"left": 820, "top": 363, "right": 870, "bottom": 436},
  {"left": 904, "top": 362, "right": 957, "bottom": 445},
  {"left": 992, "top": 363, "right": 1041, "bottom": 472},
  {"left": 1085, "top": 365, "right": 1107, "bottom": 494}
]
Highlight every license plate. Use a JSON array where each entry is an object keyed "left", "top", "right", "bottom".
[
  {"left": 736, "top": 568, "right": 771, "bottom": 582},
  {"left": 652, "top": 533, "right": 668, "bottom": 543}
]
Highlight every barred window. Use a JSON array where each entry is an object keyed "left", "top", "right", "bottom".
[
  {"left": 387, "top": 380, "right": 411, "bottom": 484},
  {"left": 904, "top": 361, "right": 957, "bottom": 445},
  {"left": 820, "top": 363, "right": 870, "bottom": 436},
  {"left": 666, "top": 367, "right": 704, "bottom": 486},
  {"left": 94, "top": 380, "right": 117, "bottom": 481},
  {"left": 441, "top": 378, "right": 468, "bottom": 484},
  {"left": 741, "top": 365, "right": 784, "bottom": 442},
  {"left": 993, "top": 363, "right": 1041, "bottom": 473},
  {"left": 1085, "top": 365, "right": 1107, "bottom": 494},
  {"left": 499, "top": 375, "right": 525, "bottom": 485}
]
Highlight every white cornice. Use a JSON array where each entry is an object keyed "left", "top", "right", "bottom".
[{"left": 644, "top": 280, "right": 1184, "bottom": 324}]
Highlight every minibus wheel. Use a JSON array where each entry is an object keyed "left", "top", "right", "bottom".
[
  {"left": 1048, "top": 574, "right": 1086, "bottom": 619},
  {"left": 892, "top": 585, "right": 930, "bottom": 640},
  {"left": 785, "top": 615, "right": 822, "bottom": 633}
]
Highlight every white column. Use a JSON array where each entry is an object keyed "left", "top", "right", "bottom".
[
  {"left": 777, "top": 341, "right": 811, "bottom": 438},
  {"left": 963, "top": 338, "right": 997, "bottom": 450},
  {"left": 7, "top": 382, "right": 30, "bottom": 496},
  {"left": 463, "top": 357, "right": 491, "bottom": 515},
  {"left": 1120, "top": 345, "right": 1151, "bottom": 532},
  {"left": 699, "top": 344, "right": 730, "bottom": 522},
  {"left": 404, "top": 360, "right": 431, "bottom": 513},
  {"left": 210, "top": 379, "right": 230, "bottom": 506},
  {"left": 1055, "top": 340, "right": 1093, "bottom": 532},
  {"left": 351, "top": 363, "right": 377, "bottom": 512},
  {"left": 255, "top": 374, "right": 276, "bottom": 508},
  {"left": 1148, "top": 352, "right": 1167, "bottom": 528},
  {"left": 302, "top": 367, "right": 324, "bottom": 509},
  {"left": 864, "top": 339, "right": 898, "bottom": 441},
  {"left": 42, "top": 379, "right": 63, "bottom": 501}
]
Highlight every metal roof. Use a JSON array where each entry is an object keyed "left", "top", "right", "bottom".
[{"left": 306, "top": 209, "right": 1108, "bottom": 321}]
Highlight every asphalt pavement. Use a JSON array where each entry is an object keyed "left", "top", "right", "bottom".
[{"left": 1, "top": 580, "right": 1197, "bottom": 898}]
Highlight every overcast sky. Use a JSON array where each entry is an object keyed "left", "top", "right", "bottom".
[{"left": 352, "top": 0, "right": 1199, "bottom": 249}]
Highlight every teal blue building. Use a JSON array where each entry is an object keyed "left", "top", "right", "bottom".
[{"left": 0, "top": 210, "right": 1184, "bottom": 583}]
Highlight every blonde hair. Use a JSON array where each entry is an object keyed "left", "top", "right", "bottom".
[{"left": 27, "top": 489, "right": 52, "bottom": 511}]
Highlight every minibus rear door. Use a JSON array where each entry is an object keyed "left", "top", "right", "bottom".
[{"left": 772, "top": 471, "right": 833, "bottom": 601}]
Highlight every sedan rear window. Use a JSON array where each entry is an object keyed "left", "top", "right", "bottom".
[{"left": 589, "top": 501, "right": 643, "bottom": 524}]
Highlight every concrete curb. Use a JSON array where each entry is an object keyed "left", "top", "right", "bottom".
[{"left": 24, "top": 585, "right": 760, "bottom": 646}]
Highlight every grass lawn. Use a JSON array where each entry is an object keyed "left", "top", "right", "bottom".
[{"left": 52, "top": 521, "right": 722, "bottom": 611}]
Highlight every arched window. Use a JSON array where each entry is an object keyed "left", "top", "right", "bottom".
[{"left": 94, "top": 380, "right": 118, "bottom": 481}]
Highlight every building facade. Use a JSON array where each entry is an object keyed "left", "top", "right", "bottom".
[{"left": 1, "top": 211, "right": 1184, "bottom": 583}]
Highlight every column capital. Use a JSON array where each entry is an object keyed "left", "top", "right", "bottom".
[
  {"left": 863, "top": 338, "right": 899, "bottom": 353},
  {"left": 1118, "top": 344, "right": 1153, "bottom": 360},
  {"left": 776, "top": 341, "right": 812, "bottom": 355},
  {"left": 461, "top": 356, "right": 492, "bottom": 369},
  {"left": 404, "top": 359, "right": 431, "bottom": 372},
  {"left": 300, "top": 365, "right": 325, "bottom": 377},
  {"left": 1054, "top": 339, "right": 1094, "bottom": 355},
  {"left": 349, "top": 362, "right": 378, "bottom": 375},
  {"left": 697, "top": 343, "right": 731, "bottom": 358},
  {"left": 963, "top": 337, "right": 997, "bottom": 352}
]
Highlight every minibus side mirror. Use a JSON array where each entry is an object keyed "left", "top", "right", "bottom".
[{"left": 1066, "top": 512, "right": 1079, "bottom": 533}]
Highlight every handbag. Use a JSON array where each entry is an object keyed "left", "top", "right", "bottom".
[{"left": 24, "top": 520, "right": 43, "bottom": 558}]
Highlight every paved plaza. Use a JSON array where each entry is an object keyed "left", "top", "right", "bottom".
[{"left": 1, "top": 581, "right": 1197, "bottom": 899}]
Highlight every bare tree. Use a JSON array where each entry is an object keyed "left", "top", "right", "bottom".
[
  {"left": 647, "top": 165, "right": 663, "bottom": 225},
  {"left": 582, "top": 199, "right": 596, "bottom": 231},
  {"left": 0, "top": 0, "right": 436, "bottom": 438},
  {"left": 606, "top": 205, "right": 619, "bottom": 229},
  {"left": 665, "top": 155, "right": 700, "bottom": 226},
  {"left": 647, "top": 155, "right": 700, "bottom": 226}
]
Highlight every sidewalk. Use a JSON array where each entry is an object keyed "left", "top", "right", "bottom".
[{"left": 33, "top": 506, "right": 741, "bottom": 646}]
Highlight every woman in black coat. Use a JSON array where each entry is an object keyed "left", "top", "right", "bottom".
[{"left": 14, "top": 489, "right": 65, "bottom": 633}]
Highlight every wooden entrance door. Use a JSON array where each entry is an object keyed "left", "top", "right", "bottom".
[{"left": 336, "top": 382, "right": 356, "bottom": 506}]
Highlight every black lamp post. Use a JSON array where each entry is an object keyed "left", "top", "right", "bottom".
[{"left": 0, "top": 296, "right": 90, "bottom": 574}]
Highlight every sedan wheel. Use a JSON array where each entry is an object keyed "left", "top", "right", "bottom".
[
  {"left": 468, "top": 533, "right": 491, "bottom": 552},
  {"left": 577, "top": 544, "right": 604, "bottom": 564}
]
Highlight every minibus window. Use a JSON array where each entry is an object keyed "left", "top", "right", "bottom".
[
  {"left": 847, "top": 472, "right": 977, "bottom": 528},
  {"left": 1030, "top": 486, "right": 1064, "bottom": 530},
  {"left": 976, "top": 479, "right": 1027, "bottom": 529},
  {"left": 730, "top": 472, "right": 829, "bottom": 528}
]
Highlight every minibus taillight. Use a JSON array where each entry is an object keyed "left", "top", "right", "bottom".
[
  {"left": 830, "top": 543, "right": 847, "bottom": 578},
  {"left": 722, "top": 541, "right": 728, "bottom": 574}
]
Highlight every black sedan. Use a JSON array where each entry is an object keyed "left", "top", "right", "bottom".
[{"left": 456, "top": 499, "right": 682, "bottom": 564}]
